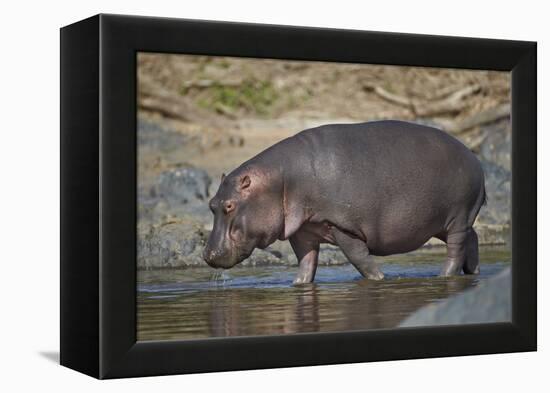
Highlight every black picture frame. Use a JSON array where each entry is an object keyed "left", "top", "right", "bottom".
[{"left": 60, "top": 14, "right": 536, "bottom": 379}]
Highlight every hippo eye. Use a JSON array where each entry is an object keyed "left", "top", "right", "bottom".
[{"left": 224, "top": 201, "right": 235, "bottom": 214}]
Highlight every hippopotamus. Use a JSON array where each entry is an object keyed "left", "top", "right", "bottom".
[{"left": 203, "top": 120, "right": 486, "bottom": 284}]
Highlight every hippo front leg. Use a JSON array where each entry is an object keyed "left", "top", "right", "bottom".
[
  {"left": 290, "top": 232, "right": 320, "bottom": 285},
  {"left": 333, "top": 228, "right": 384, "bottom": 280}
]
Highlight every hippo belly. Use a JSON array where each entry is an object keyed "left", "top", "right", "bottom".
[{"left": 362, "top": 219, "right": 443, "bottom": 256}]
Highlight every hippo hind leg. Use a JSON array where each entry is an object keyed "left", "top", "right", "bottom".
[
  {"left": 463, "top": 229, "right": 480, "bottom": 275},
  {"left": 333, "top": 228, "right": 384, "bottom": 280},
  {"left": 441, "top": 228, "right": 479, "bottom": 276}
]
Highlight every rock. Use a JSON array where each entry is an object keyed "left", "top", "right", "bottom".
[
  {"left": 399, "top": 268, "right": 511, "bottom": 327},
  {"left": 138, "top": 118, "right": 187, "bottom": 152},
  {"left": 137, "top": 219, "right": 207, "bottom": 269},
  {"left": 318, "top": 244, "right": 347, "bottom": 265},
  {"left": 478, "top": 158, "right": 511, "bottom": 227},
  {"left": 479, "top": 120, "right": 511, "bottom": 170},
  {"left": 138, "top": 166, "right": 213, "bottom": 225},
  {"left": 414, "top": 118, "right": 445, "bottom": 130},
  {"left": 474, "top": 223, "right": 510, "bottom": 246},
  {"left": 240, "top": 249, "right": 285, "bottom": 267},
  {"left": 262, "top": 241, "right": 295, "bottom": 265},
  {"left": 156, "top": 166, "right": 211, "bottom": 206},
  {"left": 208, "top": 178, "right": 221, "bottom": 202}
]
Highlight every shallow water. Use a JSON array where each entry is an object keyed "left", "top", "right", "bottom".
[{"left": 137, "top": 246, "right": 511, "bottom": 341}]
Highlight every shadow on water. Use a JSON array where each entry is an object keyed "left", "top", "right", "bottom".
[{"left": 137, "top": 246, "right": 511, "bottom": 341}]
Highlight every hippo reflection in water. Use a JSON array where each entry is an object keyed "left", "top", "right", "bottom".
[{"left": 203, "top": 120, "right": 486, "bottom": 284}]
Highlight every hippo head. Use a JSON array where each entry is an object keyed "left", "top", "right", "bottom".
[{"left": 203, "top": 165, "right": 284, "bottom": 269}]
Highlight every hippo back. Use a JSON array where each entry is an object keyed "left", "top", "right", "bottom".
[{"left": 275, "top": 120, "right": 485, "bottom": 254}]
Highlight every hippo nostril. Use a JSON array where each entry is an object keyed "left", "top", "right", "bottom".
[{"left": 204, "top": 248, "right": 222, "bottom": 266}]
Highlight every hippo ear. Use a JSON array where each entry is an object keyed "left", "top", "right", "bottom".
[
  {"left": 221, "top": 173, "right": 226, "bottom": 182},
  {"left": 239, "top": 175, "right": 251, "bottom": 190}
]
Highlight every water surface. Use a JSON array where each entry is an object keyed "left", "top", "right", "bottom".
[{"left": 137, "top": 246, "right": 510, "bottom": 341}]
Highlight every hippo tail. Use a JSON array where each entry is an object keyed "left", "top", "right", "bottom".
[
  {"left": 482, "top": 183, "right": 488, "bottom": 206},
  {"left": 468, "top": 178, "right": 487, "bottom": 226},
  {"left": 479, "top": 164, "right": 488, "bottom": 207}
]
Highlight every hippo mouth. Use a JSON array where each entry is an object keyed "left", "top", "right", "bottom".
[
  {"left": 203, "top": 237, "right": 254, "bottom": 269},
  {"left": 211, "top": 250, "right": 252, "bottom": 270},
  {"left": 231, "top": 244, "right": 254, "bottom": 266}
]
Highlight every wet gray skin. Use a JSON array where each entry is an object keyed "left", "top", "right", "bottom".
[{"left": 203, "top": 120, "right": 486, "bottom": 284}]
